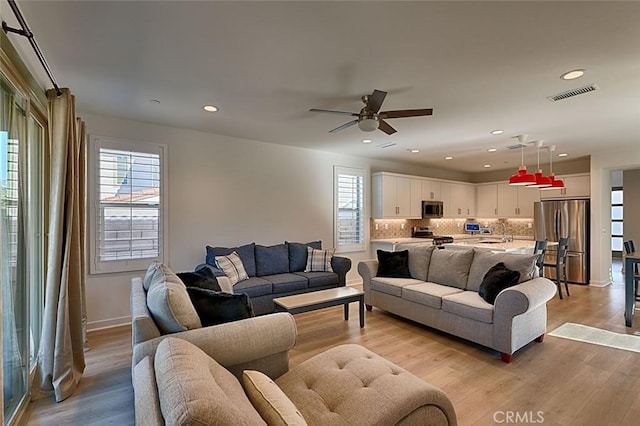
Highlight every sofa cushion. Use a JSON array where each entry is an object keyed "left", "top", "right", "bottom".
[
  {"left": 394, "top": 244, "right": 435, "bottom": 281},
  {"left": 233, "top": 277, "right": 273, "bottom": 298},
  {"left": 186, "top": 287, "right": 255, "bottom": 326},
  {"left": 256, "top": 243, "right": 290, "bottom": 276},
  {"left": 428, "top": 249, "right": 475, "bottom": 289},
  {"left": 154, "top": 337, "right": 266, "bottom": 426},
  {"left": 146, "top": 263, "right": 202, "bottom": 333},
  {"left": 207, "top": 243, "right": 257, "bottom": 277},
  {"left": 263, "top": 273, "right": 309, "bottom": 294},
  {"left": 370, "top": 277, "right": 424, "bottom": 298},
  {"left": 243, "top": 370, "right": 308, "bottom": 426},
  {"left": 466, "top": 249, "right": 537, "bottom": 292},
  {"left": 402, "top": 282, "right": 464, "bottom": 309},
  {"left": 304, "top": 248, "right": 334, "bottom": 272},
  {"left": 441, "top": 291, "right": 494, "bottom": 324},
  {"left": 287, "top": 241, "right": 322, "bottom": 272},
  {"left": 376, "top": 250, "right": 411, "bottom": 278},
  {"left": 216, "top": 251, "right": 249, "bottom": 285},
  {"left": 177, "top": 267, "right": 221, "bottom": 292},
  {"left": 293, "top": 271, "right": 337, "bottom": 289},
  {"left": 478, "top": 263, "right": 521, "bottom": 305},
  {"left": 143, "top": 261, "right": 161, "bottom": 291}
]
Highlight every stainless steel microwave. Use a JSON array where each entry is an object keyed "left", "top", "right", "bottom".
[{"left": 422, "top": 200, "right": 444, "bottom": 218}]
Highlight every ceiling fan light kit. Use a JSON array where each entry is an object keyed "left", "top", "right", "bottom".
[{"left": 358, "top": 116, "right": 379, "bottom": 132}]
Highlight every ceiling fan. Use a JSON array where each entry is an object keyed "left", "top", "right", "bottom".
[{"left": 310, "top": 89, "right": 433, "bottom": 135}]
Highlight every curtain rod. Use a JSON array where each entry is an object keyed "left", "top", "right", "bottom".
[{"left": 2, "top": 0, "right": 62, "bottom": 97}]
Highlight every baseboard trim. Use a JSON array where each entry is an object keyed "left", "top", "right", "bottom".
[
  {"left": 589, "top": 279, "right": 612, "bottom": 288},
  {"left": 87, "top": 315, "right": 131, "bottom": 331}
]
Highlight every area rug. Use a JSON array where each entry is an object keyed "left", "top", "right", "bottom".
[{"left": 549, "top": 322, "right": 640, "bottom": 353}]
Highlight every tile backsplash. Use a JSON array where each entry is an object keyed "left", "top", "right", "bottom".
[{"left": 370, "top": 218, "right": 534, "bottom": 240}]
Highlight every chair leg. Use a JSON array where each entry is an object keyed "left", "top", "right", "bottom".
[
  {"left": 556, "top": 276, "right": 563, "bottom": 299},
  {"left": 563, "top": 265, "right": 570, "bottom": 297}
]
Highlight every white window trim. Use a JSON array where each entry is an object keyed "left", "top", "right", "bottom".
[
  {"left": 88, "top": 135, "right": 168, "bottom": 274},
  {"left": 334, "top": 165, "right": 366, "bottom": 253}
]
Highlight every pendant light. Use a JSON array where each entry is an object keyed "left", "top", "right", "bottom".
[
  {"left": 540, "top": 145, "right": 565, "bottom": 190},
  {"left": 527, "top": 140, "right": 552, "bottom": 188},
  {"left": 508, "top": 135, "right": 536, "bottom": 186}
]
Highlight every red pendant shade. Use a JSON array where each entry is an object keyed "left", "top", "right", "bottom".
[
  {"left": 539, "top": 173, "right": 565, "bottom": 190},
  {"left": 509, "top": 165, "right": 536, "bottom": 186},
  {"left": 527, "top": 170, "right": 553, "bottom": 188}
]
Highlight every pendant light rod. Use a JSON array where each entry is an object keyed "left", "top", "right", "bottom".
[{"left": 2, "top": 0, "right": 62, "bottom": 97}]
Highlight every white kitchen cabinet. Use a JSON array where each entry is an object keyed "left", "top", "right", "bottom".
[
  {"left": 448, "top": 183, "right": 475, "bottom": 218},
  {"left": 495, "top": 183, "right": 539, "bottom": 217},
  {"left": 540, "top": 174, "right": 590, "bottom": 199},
  {"left": 517, "top": 185, "right": 540, "bottom": 217},
  {"left": 372, "top": 172, "right": 422, "bottom": 218},
  {"left": 476, "top": 184, "right": 498, "bottom": 217},
  {"left": 410, "top": 178, "right": 423, "bottom": 218},
  {"left": 421, "top": 179, "right": 442, "bottom": 201},
  {"left": 466, "top": 185, "right": 476, "bottom": 217}
]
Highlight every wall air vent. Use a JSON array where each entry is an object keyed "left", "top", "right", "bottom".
[
  {"left": 377, "top": 142, "right": 397, "bottom": 149},
  {"left": 547, "top": 83, "right": 599, "bottom": 102}
]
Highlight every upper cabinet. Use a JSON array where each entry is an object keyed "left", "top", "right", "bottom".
[
  {"left": 476, "top": 184, "right": 498, "bottom": 217},
  {"left": 539, "top": 174, "right": 590, "bottom": 199},
  {"left": 421, "top": 179, "right": 442, "bottom": 201},
  {"left": 476, "top": 183, "right": 540, "bottom": 218},
  {"left": 372, "top": 172, "right": 422, "bottom": 219},
  {"left": 448, "top": 182, "right": 476, "bottom": 218}
]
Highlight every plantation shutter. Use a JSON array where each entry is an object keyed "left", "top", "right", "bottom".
[{"left": 334, "top": 166, "right": 365, "bottom": 252}]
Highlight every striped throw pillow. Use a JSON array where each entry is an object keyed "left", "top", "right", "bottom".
[
  {"left": 215, "top": 251, "right": 248, "bottom": 285},
  {"left": 304, "top": 247, "right": 335, "bottom": 272}
]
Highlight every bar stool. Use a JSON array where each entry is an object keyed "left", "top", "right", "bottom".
[
  {"left": 623, "top": 240, "right": 639, "bottom": 301},
  {"left": 543, "top": 237, "right": 570, "bottom": 299},
  {"left": 533, "top": 240, "right": 547, "bottom": 277}
]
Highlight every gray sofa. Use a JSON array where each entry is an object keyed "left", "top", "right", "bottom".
[
  {"left": 202, "top": 241, "right": 352, "bottom": 315},
  {"left": 358, "top": 245, "right": 557, "bottom": 363}
]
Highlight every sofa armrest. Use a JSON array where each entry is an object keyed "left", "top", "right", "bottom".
[
  {"left": 357, "top": 260, "right": 379, "bottom": 305},
  {"left": 132, "top": 312, "right": 297, "bottom": 374},
  {"left": 195, "top": 262, "right": 225, "bottom": 277},
  {"left": 130, "top": 277, "right": 161, "bottom": 346},
  {"left": 494, "top": 277, "right": 557, "bottom": 317},
  {"left": 331, "top": 256, "right": 352, "bottom": 287}
]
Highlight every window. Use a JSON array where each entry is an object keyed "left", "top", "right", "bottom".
[
  {"left": 89, "top": 137, "right": 167, "bottom": 274},
  {"left": 611, "top": 186, "right": 623, "bottom": 254},
  {"left": 334, "top": 166, "right": 365, "bottom": 252}
]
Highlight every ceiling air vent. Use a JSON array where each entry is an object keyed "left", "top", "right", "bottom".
[
  {"left": 547, "top": 83, "right": 599, "bottom": 102},
  {"left": 377, "top": 142, "right": 397, "bottom": 149},
  {"left": 506, "top": 143, "right": 527, "bottom": 150}
]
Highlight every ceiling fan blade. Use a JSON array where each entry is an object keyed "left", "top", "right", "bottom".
[
  {"left": 367, "top": 90, "right": 387, "bottom": 113},
  {"left": 329, "top": 120, "right": 358, "bottom": 133},
  {"left": 378, "top": 120, "right": 397, "bottom": 135},
  {"left": 310, "top": 108, "right": 359, "bottom": 117},
  {"left": 380, "top": 108, "right": 433, "bottom": 119}
]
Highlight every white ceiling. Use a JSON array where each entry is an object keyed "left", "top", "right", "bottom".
[{"left": 3, "top": 1, "right": 639, "bottom": 173}]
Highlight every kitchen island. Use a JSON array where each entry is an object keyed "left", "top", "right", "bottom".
[{"left": 442, "top": 239, "right": 556, "bottom": 254}]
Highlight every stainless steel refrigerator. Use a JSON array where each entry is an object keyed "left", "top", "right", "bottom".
[{"left": 533, "top": 199, "right": 590, "bottom": 284}]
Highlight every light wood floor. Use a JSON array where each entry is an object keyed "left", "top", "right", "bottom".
[{"left": 22, "top": 260, "right": 640, "bottom": 425}]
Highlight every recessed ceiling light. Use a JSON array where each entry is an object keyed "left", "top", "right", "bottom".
[
  {"left": 203, "top": 105, "right": 219, "bottom": 112},
  {"left": 407, "top": 149, "right": 420, "bottom": 153},
  {"left": 483, "top": 164, "right": 492, "bottom": 168},
  {"left": 444, "top": 156, "right": 453, "bottom": 160},
  {"left": 361, "top": 139, "right": 372, "bottom": 144},
  {"left": 487, "top": 148, "right": 498, "bottom": 152},
  {"left": 490, "top": 129, "right": 504, "bottom": 135},
  {"left": 558, "top": 153, "right": 569, "bottom": 157},
  {"left": 561, "top": 69, "right": 585, "bottom": 80}
]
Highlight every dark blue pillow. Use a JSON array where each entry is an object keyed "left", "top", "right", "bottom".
[
  {"left": 376, "top": 250, "right": 411, "bottom": 278},
  {"left": 287, "top": 241, "right": 322, "bottom": 272},
  {"left": 255, "top": 243, "right": 289, "bottom": 276},
  {"left": 206, "top": 243, "right": 256, "bottom": 277},
  {"left": 186, "top": 287, "right": 254, "bottom": 326},
  {"left": 478, "top": 262, "right": 521, "bottom": 305},
  {"left": 177, "top": 267, "right": 221, "bottom": 292}
]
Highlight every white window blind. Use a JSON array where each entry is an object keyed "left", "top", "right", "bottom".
[
  {"left": 334, "top": 166, "right": 365, "bottom": 252},
  {"left": 89, "top": 137, "right": 166, "bottom": 274}
]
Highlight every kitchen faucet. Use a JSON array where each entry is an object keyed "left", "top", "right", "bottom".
[{"left": 498, "top": 222, "right": 511, "bottom": 243}]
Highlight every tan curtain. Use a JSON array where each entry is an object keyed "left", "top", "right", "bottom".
[{"left": 32, "top": 88, "right": 87, "bottom": 402}]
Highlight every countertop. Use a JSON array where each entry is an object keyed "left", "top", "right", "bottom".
[{"left": 371, "top": 235, "right": 534, "bottom": 244}]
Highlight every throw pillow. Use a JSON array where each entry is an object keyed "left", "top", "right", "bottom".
[
  {"left": 215, "top": 251, "right": 249, "bottom": 285},
  {"left": 206, "top": 243, "right": 257, "bottom": 277},
  {"left": 255, "top": 243, "right": 290, "bottom": 276},
  {"left": 243, "top": 370, "right": 308, "bottom": 426},
  {"left": 478, "top": 262, "right": 521, "bottom": 305},
  {"left": 287, "top": 241, "right": 322, "bottom": 272},
  {"left": 376, "top": 250, "right": 412, "bottom": 278},
  {"left": 142, "top": 261, "right": 161, "bottom": 291},
  {"left": 186, "top": 287, "right": 254, "bottom": 326},
  {"left": 177, "top": 267, "right": 221, "bottom": 292},
  {"left": 146, "top": 263, "right": 202, "bottom": 333},
  {"left": 304, "top": 247, "right": 334, "bottom": 272}
]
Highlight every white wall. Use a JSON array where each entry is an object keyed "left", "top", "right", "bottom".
[
  {"left": 623, "top": 170, "right": 640, "bottom": 250},
  {"left": 82, "top": 113, "right": 469, "bottom": 329},
  {"left": 590, "top": 147, "right": 640, "bottom": 286}
]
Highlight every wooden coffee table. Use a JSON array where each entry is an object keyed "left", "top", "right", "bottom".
[{"left": 274, "top": 287, "right": 365, "bottom": 328}]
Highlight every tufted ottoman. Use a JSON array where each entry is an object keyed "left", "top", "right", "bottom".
[{"left": 276, "top": 344, "right": 457, "bottom": 426}]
